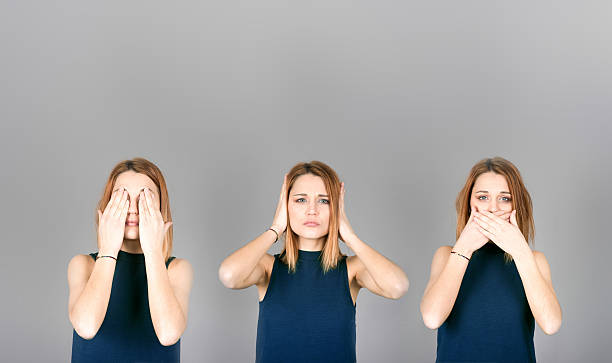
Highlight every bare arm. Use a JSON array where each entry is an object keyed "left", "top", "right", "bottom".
[
  {"left": 219, "top": 175, "right": 287, "bottom": 291},
  {"left": 345, "top": 236, "right": 409, "bottom": 300},
  {"left": 420, "top": 209, "right": 507, "bottom": 329},
  {"left": 218, "top": 231, "right": 276, "bottom": 289},
  {"left": 145, "top": 254, "right": 193, "bottom": 346},
  {"left": 419, "top": 246, "right": 468, "bottom": 329},
  {"left": 339, "top": 182, "right": 408, "bottom": 301},
  {"left": 510, "top": 250, "right": 562, "bottom": 334},
  {"left": 474, "top": 210, "right": 562, "bottom": 334},
  {"left": 68, "top": 255, "right": 115, "bottom": 339},
  {"left": 139, "top": 188, "right": 194, "bottom": 346},
  {"left": 68, "top": 188, "right": 129, "bottom": 339}
]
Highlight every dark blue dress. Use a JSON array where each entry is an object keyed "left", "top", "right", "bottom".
[
  {"left": 71, "top": 250, "right": 180, "bottom": 363},
  {"left": 256, "top": 250, "right": 356, "bottom": 363},
  {"left": 436, "top": 243, "right": 536, "bottom": 363}
]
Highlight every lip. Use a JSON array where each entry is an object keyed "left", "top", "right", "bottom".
[
  {"left": 126, "top": 221, "right": 139, "bottom": 226},
  {"left": 303, "top": 221, "right": 320, "bottom": 227}
]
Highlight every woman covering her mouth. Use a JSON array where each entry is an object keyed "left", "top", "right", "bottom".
[
  {"left": 219, "top": 160, "right": 409, "bottom": 363},
  {"left": 420, "top": 157, "right": 562, "bottom": 363},
  {"left": 67, "top": 158, "right": 193, "bottom": 363}
]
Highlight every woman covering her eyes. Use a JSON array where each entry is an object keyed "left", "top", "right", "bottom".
[
  {"left": 219, "top": 161, "right": 409, "bottom": 363},
  {"left": 67, "top": 158, "right": 193, "bottom": 363},
  {"left": 420, "top": 157, "right": 562, "bottom": 363}
]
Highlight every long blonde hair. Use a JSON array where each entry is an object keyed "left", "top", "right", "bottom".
[
  {"left": 456, "top": 157, "right": 535, "bottom": 260},
  {"left": 96, "top": 158, "right": 173, "bottom": 261},
  {"left": 281, "top": 161, "right": 343, "bottom": 272}
]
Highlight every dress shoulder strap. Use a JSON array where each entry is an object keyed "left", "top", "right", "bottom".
[{"left": 165, "top": 256, "right": 176, "bottom": 268}]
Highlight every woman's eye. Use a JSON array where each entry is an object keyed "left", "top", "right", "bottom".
[
  {"left": 319, "top": 199, "right": 330, "bottom": 204},
  {"left": 500, "top": 196, "right": 512, "bottom": 202},
  {"left": 295, "top": 198, "right": 306, "bottom": 203},
  {"left": 477, "top": 195, "right": 487, "bottom": 200}
]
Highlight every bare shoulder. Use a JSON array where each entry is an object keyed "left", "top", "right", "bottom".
[
  {"left": 168, "top": 258, "right": 194, "bottom": 282},
  {"left": 433, "top": 246, "right": 453, "bottom": 261},
  {"left": 67, "top": 254, "right": 95, "bottom": 281},
  {"left": 532, "top": 250, "right": 548, "bottom": 262}
]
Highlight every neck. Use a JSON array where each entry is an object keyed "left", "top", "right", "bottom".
[
  {"left": 121, "top": 239, "right": 143, "bottom": 254},
  {"left": 298, "top": 236, "right": 325, "bottom": 251}
]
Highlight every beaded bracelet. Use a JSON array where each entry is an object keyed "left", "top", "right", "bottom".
[{"left": 451, "top": 250, "right": 470, "bottom": 261}]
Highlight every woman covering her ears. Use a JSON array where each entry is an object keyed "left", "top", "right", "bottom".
[
  {"left": 420, "top": 157, "right": 562, "bottom": 363},
  {"left": 219, "top": 161, "right": 409, "bottom": 363},
  {"left": 67, "top": 158, "right": 193, "bottom": 363}
]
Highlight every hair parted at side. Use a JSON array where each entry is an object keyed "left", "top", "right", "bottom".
[
  {"left": 96, "top": 158, "right": 173, "bottom": 262},
  {"left": 281, "top": 160, "right": 343, "bottom": 273},
  {"left": 456, "top": 157, "right": 535, "bottom": 261}
]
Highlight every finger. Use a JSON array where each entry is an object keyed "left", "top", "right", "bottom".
[
  {"left": 138, "top": 192, "right": 146, "bottom": 222},
  {"left": 164, "top": 221, "right": 173, "bottom": 234},
  {"left": 476, "top": 225, "right": 495, "bottom": 241},
  {"left": 145, "top": 188, "right": 156, "bottom": 217},
  {"left": 468, "top": 207, "right": 476, "bottom": 223},
  {"left": 510, "top": 210, "right": 518, "bottom": 227},
  {"left": 108, "top": 189, "right": 125, "bottom": 216},
  {"left": 479, "top": 211, "right": 505, "bottom": 226},
  {"left": 103, "top": 189, "right": 120, "bottom": 215},
  {"left": 113, "top": 189, "right": 129, "bottom": 217},
  {"left": 473, "top": 214, "right": 497, "bottom": 233},
  {"left": 119, "top": 197, "right": 129, "bottom": 222}
]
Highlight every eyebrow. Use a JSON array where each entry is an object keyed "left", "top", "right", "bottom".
[
  {"left": 474, "top": 190, "right": 511, "bottom": 194},
  {"left": 291, "top": 193, "right": 329, "bottom": 197}
]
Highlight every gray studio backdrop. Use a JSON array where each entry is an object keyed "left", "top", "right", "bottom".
[{"left": 1, "top": 1, "right": 611, "bottom": 362}]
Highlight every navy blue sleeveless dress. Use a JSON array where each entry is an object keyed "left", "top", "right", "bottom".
[
  {"left": 256, "top": 250, "right": 356, "bottom": 363},
  {"left": 71, "top": 250, "right": 180, "bottom": 363},
  {"left": 436, "top": 242, "right": 536, "bottom": 363}
]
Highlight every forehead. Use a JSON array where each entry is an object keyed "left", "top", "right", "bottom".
[
  {"left": 291, "top": 174, "right": 327, "bottom": 193},
  {"left": 473, "top": 172, "right": 509, "bottom": 192},
  {"left": 114, "top": 171, "right": 158, "bottom": 193}
]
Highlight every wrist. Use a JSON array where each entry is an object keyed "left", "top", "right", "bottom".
[
  {"left": 452, "top": 241, "right": 474, "bottom": 259},
  {"left": 98, "top": 248, "right": 119, "bottom": 258},
  {"left": 511, "top": 244, "right": 533, "bottom": 263}
]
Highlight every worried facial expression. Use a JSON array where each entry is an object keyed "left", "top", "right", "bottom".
[
  {"left": 112, "top": 171, "right": 160, "bottom": 240},
  {"left": 288, "top": 174, "right": 330, "bottom": 242},
  {"left": 470, "top": 172, "right": 513, "bottom": 218}
]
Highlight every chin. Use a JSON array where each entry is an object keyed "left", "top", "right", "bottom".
[
  {"left": 295, "top": 229, "right": 328, "bottom": 240},
  {"left": 124, "top": 227, "right": 139, "bottom": 240}
]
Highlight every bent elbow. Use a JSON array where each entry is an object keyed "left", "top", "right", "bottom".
[
  {"left": 389, "top": 279, "right": 410, "bottom": 300},
  {"left": 218, "top": 265, "right": 238, "bottom": 289},
  {"left": 541, "top": 319, "right": 562, "bottom": 335},
  {"left": 157, "top": 330, "right": 182, "bottom": 346},
  {"left": 420, "top": 307, "right": 444, "bottom": 330},
  {"left": 72, "top": 321, "right": 99, "bottom": 340}
]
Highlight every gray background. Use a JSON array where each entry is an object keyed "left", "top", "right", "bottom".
[{"left": 1, "top": 1, "right": 610, "bottom": 362}]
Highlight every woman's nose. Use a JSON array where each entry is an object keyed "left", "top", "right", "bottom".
[
  {"left": 128, "top": 197, "right": 138, "bottom": 213},
  {"left": 488, "top": 200, "right": 499, "bottom": 212},
  {"left": 307, "top": 202, "right": 318, "bottom": 215}
]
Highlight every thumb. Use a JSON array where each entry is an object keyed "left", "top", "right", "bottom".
[
  {"left": 164, "top": 221, "right": 173, "bottom": 234},
  {"left": 510, "top": 210, "right": 518, "bottom": 227}
]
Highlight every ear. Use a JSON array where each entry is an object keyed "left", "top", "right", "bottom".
[
  {"left": 510, "top": 210, "right": 518, "bottom": 227},
  {"left": 164, "top": 221, "right": 173, "bottom": 233}
]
